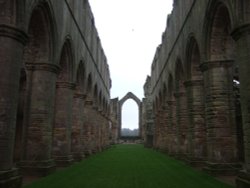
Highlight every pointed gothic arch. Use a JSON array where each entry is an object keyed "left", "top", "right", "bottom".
[{"left": 118, "top": 92, "right": 142, "bottom": 138}]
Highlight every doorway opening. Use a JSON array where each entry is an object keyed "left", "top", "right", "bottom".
[{"left": 121, "top": 99, "right": 139, "bottom": 137}]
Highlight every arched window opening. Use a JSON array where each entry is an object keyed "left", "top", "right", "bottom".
[{"left": 121, "top": 99, "right": 139, "bottom": 136}]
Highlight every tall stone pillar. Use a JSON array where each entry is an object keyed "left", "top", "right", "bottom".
[
  {"left": 104, "top": 115, "right": 111, "bottom": 149},
  {"left": 96, "top": 108, "right": 101, "bottom": 152},
  {"left": 101, "top": 112, "right": 107, "bottom": 149},
  {"left": 98, "top": 110, "right": 106, "bottom": 151},
  {"left": 52, "top": 82, "right": 74, "bottom": 166},
  {"left": 82, "top": 99, "right": 94, "bottom": 156},
  {"left": 161, "top": 104, "right": 169, "bottom": 152},
  {"left": 71, "top": 93, "right": 86, "bottom": 161},
  {"left": 159, "top": 106, "right": 168, "bottom": 152},
  {"left": 174, "top": 92, "right": 188, "bottom": 159},
  {"left": 154, "top": 110, "right": 161, "bottom": 149},
  {"left": 100, "top": 113, "right": 107, "bottom": 149},
  {"left": 163, "top": 102, "right": 170, "bottom": 153},
  {"left": 152, "top": 114, "right": 157, "bottom": 148},
  {"left": 20, "top": 63, "right": 59, "bottom": 176},
  {"left": 184, "top": 80, "right": 206, "bottom": 166},
  {"left": 96, "top": 110, "right": 102, "bottom": 151},
  {"left": 101, "top": 112, "right": 108, "bottom": 149},
  {"left": 98, "top": 112, "right": 103, "bottom": 150},
  {"left": 200, "top": 60, "right": 240, "bottom": 175},
  {"left": 0, "top": 24, "right": 27, "bottom": 188},
  {"left": 167, "top": 99, "right": 177, "bottom": 156},
  {"left": 232, "top": 24, "right": 250, "bottom": 188},
  {"left": 158, "top": 108, "right": 165, "bottom": 151},
  {"left": 144, "top": 99, "right": 154, "bottom": 148},
  {"left": 90, "top": 105, "right": 98, "bottom": 153}
]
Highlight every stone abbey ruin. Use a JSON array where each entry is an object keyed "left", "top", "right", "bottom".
[{"left": 0, "top": 0, "right": 250, "bottom": 187}]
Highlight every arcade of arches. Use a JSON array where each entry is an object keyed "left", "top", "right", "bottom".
[
  {"left": 0, "top": 0, "right": 250, "bottom": 188},
  {"left": 142, "top": 1, "right": 250, "bottom": 187}
]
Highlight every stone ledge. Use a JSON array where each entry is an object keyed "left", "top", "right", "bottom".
[
  {"left": 72, "top": 152, "right": 85, "bottom": 162},
  {"left": 74, "top": 93, "right": 86, "bottom": 99},
  {"left": 0, "top": 175, "right": 22, "bottom": 188},
  {"left": 0, "top": 168, "right": 22, "bottom": 188},
  {"left": 84, "top": 149, "right": 93, "bottom": 156},
  {"left": 0, "top": 24, "right": 28, "bottom": 45},
  {"left": 53, "top": 155, "right": 74, "bottom": 167},
  {"left": 236, "top": 171, "right": 250, "bottom": 188},
  {"left": 56, "top": 82, "right": 76, "bottom": 89},
  {"left": 19, "top": 159, "right": 55, "bottom": 177},
  {"left": 26, "top": 62, "right": 60, "bottom": 74},
  {"left": 203, "top": 162, "right": 242, "bottom": 176},
  {"left": 186, "top": 157, "right": 206, "bottom": 167},
  {"left": 200, "top": 60, "right": 233, "bottom": 72}
]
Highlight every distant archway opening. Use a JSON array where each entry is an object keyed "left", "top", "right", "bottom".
[
  {"left": 121, "top": 99, "right": 139, "bottom": 136},
  {"left": 118, "top": 92, "right": 142, "bottom": 139}
]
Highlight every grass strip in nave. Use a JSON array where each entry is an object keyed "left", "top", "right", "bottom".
[{"left": 23, "top": 144, "right": 233, "bottom": 188}]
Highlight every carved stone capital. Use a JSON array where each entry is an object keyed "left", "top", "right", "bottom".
[
  {"left": 200, "top": 59, "right": 233, "bottom": 72},
  {"left": 26, "top": 63, "right": 60, "bottom": 74},
  {"left": 0, "top": 24, "right": 28, "bottom": 45}
]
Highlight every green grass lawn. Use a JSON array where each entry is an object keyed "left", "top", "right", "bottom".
[{"left": 23, "top": 144, "right": 233, "bottom": 188}]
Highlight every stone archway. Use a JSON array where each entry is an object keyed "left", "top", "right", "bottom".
[{"left": 118, "top": 92, "right": 142, "bottom": 138}]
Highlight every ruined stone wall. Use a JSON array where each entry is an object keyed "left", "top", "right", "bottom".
[
  {"left": 145, "top": 0, "right": 250, "bottom": 187},
  {"left": 142, "top": 76, "right": 154, "bottom": 148},
  {"left": 0, "top": 0, "right": 112, "bottom": 187},
  {"left": 110, "top": 98, "right": 119, "bottom": 144}
]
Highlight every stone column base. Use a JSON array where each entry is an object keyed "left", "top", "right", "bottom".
[
  {"left": 19, "top": 159, "right": 55, "bottom": 177},
  {"left": 72, "top": 152, "right": 85, "bottom": 162},
  {"left": 158, "top": 148, "right": 168, "bottom": 154},
  {"left": 54, "top": 155, "right": 73, "bottom": 167},
  {"left": 167, "top": 151, "right": 178, "bottom": 158},
  {"left": 0, "top": 168, "right": 22, "bottom": 188},
  {"left": 105, "top": 145, "right": 111, "bottom": 149},
  {"left": 174, "top": 153, "right": 187, "bottom": 161},
  {"left": 99, "top": 146, "right": 104, "bottom": 152},
  {"left": 84, "top": 149, "right": 92, "bottom": 157},
  {"left": 203, "top": 162, "right": 242, "bottom": 176},
  {"left": 91, "top": 148, "right": 98, "bottom": 154},
  {"left": 236, "top": 171, "right": 250, "bottom": 188},
  {"left": 186, "top": 157, "right": 205, "bottom": 167}
]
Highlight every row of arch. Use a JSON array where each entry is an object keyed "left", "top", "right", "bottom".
[
  {"left": 22, "top": 1, "right": 110, "bottom": 108},
  {"left": 148, "top": 0, "right": 248, "bottom": 180},
  {"left": 0, "top": 0, "right": 112, "bottom": 186}
]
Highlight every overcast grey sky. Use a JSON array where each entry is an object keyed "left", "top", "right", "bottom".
[{"left": 89, "top": 0, "right": 173, "bottom": 129}]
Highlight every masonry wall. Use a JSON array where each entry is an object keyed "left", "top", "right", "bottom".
[
  {"left": 0, "top": 0, "right": 112, "bottom": 187},
  {"left": 144, "top": 0, "right": 250, "bottom": 187}
]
